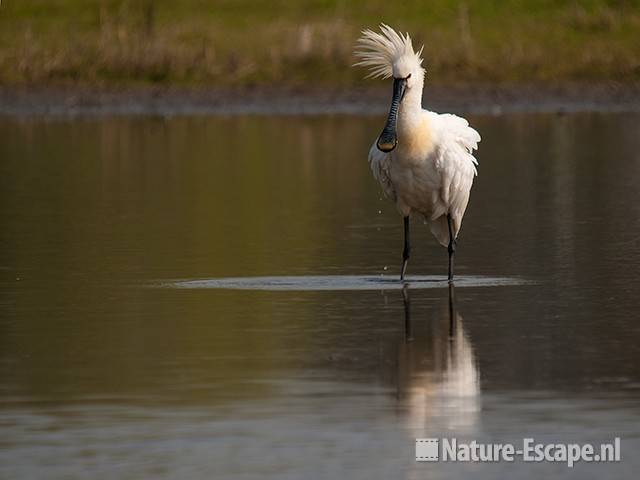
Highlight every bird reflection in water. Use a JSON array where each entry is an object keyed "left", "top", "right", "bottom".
[{"left": 397, "top": 284, "right": 480, "bottom": 432}]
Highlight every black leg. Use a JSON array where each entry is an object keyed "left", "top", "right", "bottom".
[
  {"left": 400, "top": 216, "right": 411, "bottom": 281},
  {"left": 447, "top": 214, "right": 457, "bottom": 283}
]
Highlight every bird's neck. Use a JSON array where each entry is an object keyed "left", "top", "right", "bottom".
[
  {"left": 398, "top": 85, "right": 423, "bottom": 125},
  {"left": 403, "top": 86, "right": 424, "bottom": 112},
  {"left": 399, "top": 84, "right": 424, "bottom": 121},
  {"left": 397, "top": 85, "right": 433, "bottom": 158}
]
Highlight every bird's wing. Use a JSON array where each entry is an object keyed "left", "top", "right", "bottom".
[
  {"left": 428, "top": 113, "right": 481, "bottom": 242},
  {"left": 368, "top": 141, "right": 396, "bottom": 200},
  {"left": 433, "top": 113, "right": 481, "bottom": 174}
]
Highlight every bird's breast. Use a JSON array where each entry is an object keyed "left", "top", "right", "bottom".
[{"left": 398, "top": 115, "right": 434, "bottom": 153}]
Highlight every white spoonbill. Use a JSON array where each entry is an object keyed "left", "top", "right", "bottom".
[{"left": 354, "top": 25, "right": 481, "bottom": 282}]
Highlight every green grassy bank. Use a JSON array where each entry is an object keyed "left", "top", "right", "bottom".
[{"left": 1, "top": 0, "right": 639, "bottom": 88}]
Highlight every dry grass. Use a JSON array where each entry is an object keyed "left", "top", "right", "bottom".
[{"left": 1, "top": 1, "right": 639, "bottom": 87}]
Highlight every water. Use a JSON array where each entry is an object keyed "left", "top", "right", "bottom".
[
  {"left": 1, "top": 112, "right": 640, "bottom": 479},
  {"left": 163, "top": 275, "right": 530, "bottom": 290}
]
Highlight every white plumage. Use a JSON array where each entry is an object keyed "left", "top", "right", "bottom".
[
  {"left": 355, "top": 25, "right": 481, "bottom": 280},
  {"left": 354, "top": 24, "right": 424, "bottom": 79},
  {"left": 368, "top": 112, "right": 479, "bottom": 245}
]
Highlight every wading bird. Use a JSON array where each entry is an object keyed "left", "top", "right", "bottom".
[{"left": 354, "top": 25, "right": 481, "bottom": 282}]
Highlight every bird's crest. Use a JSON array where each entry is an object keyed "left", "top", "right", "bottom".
[{"left": 353, "top": 24, "right": 424, "bottom": 79}]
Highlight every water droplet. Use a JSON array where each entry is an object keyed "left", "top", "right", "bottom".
[{"left": 383, "top": 266, "right": 388, "bottom": 271}]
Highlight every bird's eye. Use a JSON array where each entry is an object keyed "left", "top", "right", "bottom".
[{"left": 407, "top": 73, "right": 412, "bottom": 79}]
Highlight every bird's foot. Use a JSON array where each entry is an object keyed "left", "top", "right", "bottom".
[{"left": 400, "top": 260, "right": 409, "bottom": 281}]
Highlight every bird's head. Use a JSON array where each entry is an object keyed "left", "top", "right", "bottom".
[{"left": 354, "top": 24, "right": 425, "bottom": 153}]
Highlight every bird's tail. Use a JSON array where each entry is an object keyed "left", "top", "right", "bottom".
[{"left": 429, "top": 215, "right": 451, "bottom": 247}]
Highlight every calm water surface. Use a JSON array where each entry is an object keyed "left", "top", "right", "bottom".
[{"left": 1, "top": 112, "right": 640, "bottom": 479}]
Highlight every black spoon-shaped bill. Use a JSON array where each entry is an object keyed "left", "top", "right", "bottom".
[{"left": 376, "top": 77, "right": 407, "bottom": 153}]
